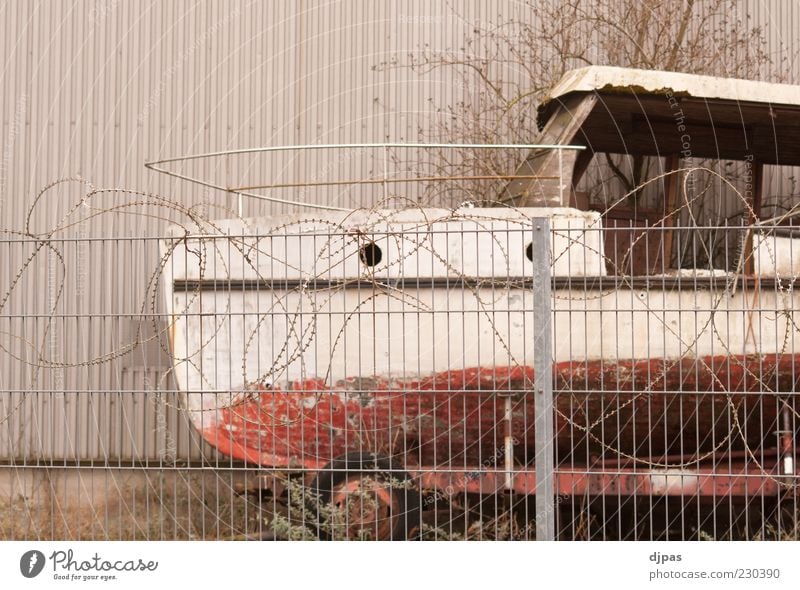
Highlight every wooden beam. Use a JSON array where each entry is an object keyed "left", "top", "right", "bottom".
[
  {"left": 744, "top": 161, "right": 764, "bottom": 275},
  {"left": 500, "top": 94, "right": 596, "bottom": 206},
  {"left": 660, "top": 155, "right": 680, "bottom": 271},
  {"left": 571, "top": 148, "right": 594, "bottom": 188}
]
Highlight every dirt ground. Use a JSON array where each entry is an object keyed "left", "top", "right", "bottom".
[
  {"left": 0, "top": 468, "right": 270, "bottom": 540},
  {"left": 2, "top": 468, "right": 798, "bottom": 540}
]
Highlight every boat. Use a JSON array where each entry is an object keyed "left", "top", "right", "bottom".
[{"left": 158, "top": 67, "right": 800, "bottom": 539}]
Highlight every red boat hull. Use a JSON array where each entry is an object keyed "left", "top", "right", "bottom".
[{"left": 198, "top": 354, "right": 796, "bottom": 471}]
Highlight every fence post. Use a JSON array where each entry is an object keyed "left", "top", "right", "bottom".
[{"left": 531, "top": 217, "right": 555, "bottom": 540}]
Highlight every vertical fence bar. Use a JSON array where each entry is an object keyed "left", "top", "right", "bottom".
[{"left": 532, "top": 217, "right": 554, "bottom": 540}]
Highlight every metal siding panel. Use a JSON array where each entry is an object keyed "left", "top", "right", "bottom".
[{"left": 0, "top": 0, "right": 797, "bottom": 462}]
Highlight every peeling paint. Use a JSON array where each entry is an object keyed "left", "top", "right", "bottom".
[
  {"left": 194, "top": 355, "right": 789, "bottom": 476},
  {"left": 649, "top": 469, "right": 699, "bottom": 495}
]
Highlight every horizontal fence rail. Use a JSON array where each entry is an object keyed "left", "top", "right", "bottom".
[{"left": 1, "top": 215, "right": 799, "bottom": 540}]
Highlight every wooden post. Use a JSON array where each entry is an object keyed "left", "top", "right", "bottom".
[
  {"left": 661, "top": 155, "right": 680, "bottom": 272},
  {"left": 744, "top": 161, "right": 764, "bottom": 275}
]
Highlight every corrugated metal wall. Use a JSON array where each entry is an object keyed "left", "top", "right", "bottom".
[{"left": 1, "top": 0, "right": 798, "bottom": 462}]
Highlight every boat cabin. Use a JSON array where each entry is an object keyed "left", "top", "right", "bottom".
[{"left": 501, "top": 66, "right": 800, "bottom": 277}]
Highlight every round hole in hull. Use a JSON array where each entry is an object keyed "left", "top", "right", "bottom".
[{"left": 359, "top": 242, "right": 382, "bottom": 266}]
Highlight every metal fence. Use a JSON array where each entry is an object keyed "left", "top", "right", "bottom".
[{"left": 2, "top": 210, "right": 799, "bottom": 541}]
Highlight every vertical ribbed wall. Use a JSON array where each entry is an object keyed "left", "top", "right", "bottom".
[{"left": 0, "top": 0, "right": 797, "bottom": 461}]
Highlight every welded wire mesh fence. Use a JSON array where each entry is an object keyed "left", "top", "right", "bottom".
[
  {"left": 2, "top": 214, "right": 799, "bottom": 541},
  {"left": 2, "top": 141, "right": 800, "bottom": 541}
]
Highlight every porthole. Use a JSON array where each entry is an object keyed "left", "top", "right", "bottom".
[
  {"left": 359, "top": 241, "right": 382, "bottom": 267},
  {"left": 525, "top": 242, "right": 533, "bottom": 261}
]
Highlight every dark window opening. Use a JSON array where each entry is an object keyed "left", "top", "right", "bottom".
[{"left": 359, "top": 242, "right": 382, "bottom": 267}]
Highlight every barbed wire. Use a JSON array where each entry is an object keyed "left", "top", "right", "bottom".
[{"left": 0, "top": 162, "right": 798, "bottom": 497}]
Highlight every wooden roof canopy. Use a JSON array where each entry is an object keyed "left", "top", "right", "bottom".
[
  {"left": 502, "top": 67, "right": 800, "bottom": 206},
  {"left": 538, "top": 66, "right": 800, "bottom": 166}
]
